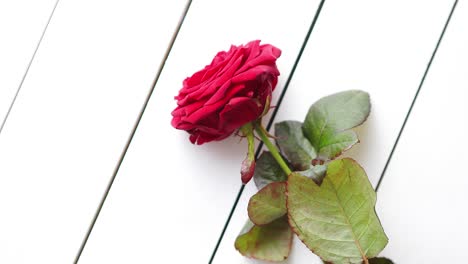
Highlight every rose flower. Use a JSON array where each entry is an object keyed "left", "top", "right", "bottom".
[{"left": 171, "top": 40, "right": 281, "bottom": 145}]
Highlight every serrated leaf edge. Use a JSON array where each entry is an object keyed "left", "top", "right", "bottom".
[
  {"left": 286, "top": 161, "right": 386, "bottom": 264},
  {"left": 234, "top": 217, "right": 293, "bottom": 262},
  {"left": 286, "top": 174, "right": 327, "bottom": 260},
  {"left": 307, "top": 90, "right": 372, "bottom": 163},
  {"left": 248, "top": 182, "right": 287, "bottom": 226},
  {"left": 314, "top": 134, "right": 360, "bottom": 164}
]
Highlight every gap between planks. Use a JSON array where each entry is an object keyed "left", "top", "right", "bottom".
[
  {"left": 375, "top": 0, "right": 459, "bottom": 192},
  {"left": 0, "top": 0, "right": 61, "bottom": 135},
  {"left": 208, "top": 0, "right": 327, "bottom": 262},
  {"left": 72, "top": 1, "right": 193, "bottom": 263},
  {"left": 209, "top": 0, "right": 460, "bottom": 262}
]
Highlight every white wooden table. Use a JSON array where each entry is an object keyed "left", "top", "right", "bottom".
[{"left": 0, "top": 0, "right": 465, "bottom": 263}]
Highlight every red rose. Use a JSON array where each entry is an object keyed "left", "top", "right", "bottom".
[{"left": 171, "top": 40, "right": 281, "bottom": 145}]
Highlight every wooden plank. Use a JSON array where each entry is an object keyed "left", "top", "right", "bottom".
[
  {"left": 0, "top": 0, "right": 57, "bottom": 128},
  {"left": 77, "top": 0, "right": 324, "bottom": 263},
  {"left": 0, "top": 1, "right": 188, "bottom": 263},
  {"left": 377, "top": 1, "right": 467, "bottom": 262},
  {"left": 211, "top": 0, "right": 456, "bottom": 263}
]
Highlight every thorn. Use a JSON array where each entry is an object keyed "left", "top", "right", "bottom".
[
  {"left": 234, "top": 130, "right": 247, "bottom": 138},
  {"left": 263, "top": 130, "right": 277, "bottom": 139},
  {"left": 234, "top": 131, "right": 247, "bottom": 143}
]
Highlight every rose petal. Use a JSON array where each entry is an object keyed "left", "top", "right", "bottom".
[
  {"left": 231, "top": 65, "right": 279, "bottom": 84},
  {"left": 179, "top": 49, "right": 244, "bottom": 106},
  {"left": 204, "top": 56, "right": 245, "bottom": 105},
  {"left": 239, "top": 40, "right": 261, "bottom": 67},
  {"left": 236, "top": 43, "right": 281, "bottom": 74},
  {"left": 189, "top": 129, "right": 229, "bottom": 145},
  {"left": 219, "top": 97, "right": 262, "bottom": 133},
  {"left": 183, "top": 102, "right": 221, "bottom": 124},
  {"left": 171, "top": 40, "right": 281, "bottom": 145}
]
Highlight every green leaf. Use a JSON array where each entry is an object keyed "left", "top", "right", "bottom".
[
  {"left": 287, "top": 158, "right": 388, "bottom": 264},
  {"left": 275, "top": 121, "right": 316, "bottom": 171},
  {"left": 296, "top": 164, "right": 327, "bottom": 185},
  {"left": 235, "top": 217, "right": 292, "bottom": 261},
  {"left": 248, "top": 182, "right": 287, "bottom": 225},
  {"left": 302, "top": 90, "right": 370, "bottom": 163},
  {"left": 369, "top": 257, "right": 394, "bottom": 264},
  {"left": 253, "top": 151, "right": 287, "bottom": 190}
]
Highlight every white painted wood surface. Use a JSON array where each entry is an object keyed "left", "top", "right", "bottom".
[
  {"left": 0, "top": 0, "right": 57, "bottom": 126},
  {"left": 211, "top": 0, "right": 456, "bottom": 263},
  {"left": 2, "top": 0, "right": 466, "bottom": 263},
  {"left": 77, "top": 0, "right": 324, "bottom": 263},
  {"left": 0, "top": 0, "right": 188, "bottom": 263},
  {"left": 378, "top": 1, "right": 467, "bottom": 262}
]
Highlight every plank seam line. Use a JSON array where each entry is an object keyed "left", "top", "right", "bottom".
[
  {"left": 0, "top": 0, "right": 61, "bottom": 135},
  {"left": 208, "top": 0, "right": 327, "bottom": 262},
  {"left": 375, "top": 0, "right": 459, "bottom": 192},
  {"left": 72, "top": 1, "right": 193, "bottom": 262}
]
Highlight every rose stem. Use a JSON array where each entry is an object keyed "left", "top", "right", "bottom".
[
  {"left": 254, "top": 122, "right": 292, "bottom": 175},
  {"left": 243, "top": 123, "right": 255, "bottom": 163}
]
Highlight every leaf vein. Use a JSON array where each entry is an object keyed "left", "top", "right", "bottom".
[
  {"left": 296, "top": 211, "right": 347, "bottom": 227},
  {"left": 329, "top": 170, "right": 367, "bottom": 261},
  {"left": 347, "top": 198, "right": 367, "bottom": 220}
]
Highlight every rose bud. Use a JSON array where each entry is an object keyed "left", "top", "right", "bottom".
[
  {"left": 171, "top": 40, "right": 281, "bottom": 145},
  {"left": 240, "top": 123, "right": 256, "bottom": 184},
  {"left": 241, "top": 158, "right": 256, "bottom": 184}
]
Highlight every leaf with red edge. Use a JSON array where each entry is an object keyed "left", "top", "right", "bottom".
[
  {"left": 253, "top": 151, "right": 288, "bottom": 189},
  {"left": 275, "top": 120, "right": 316, "bottom": 171},
  {"left": 235, "top": 217, "right": 292, "bottom": 261},
  {"left": 248, "top": 182, "right": 286, "bottom": 225},
  {"left": 302, "top": 90, "right": 370, "bottom": 164},
  {"left": 297, "top": 164, "right": 327, "bottom": 185},
  {"left": 287, "top": 158, "right": 388, "bottom": 264}
]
